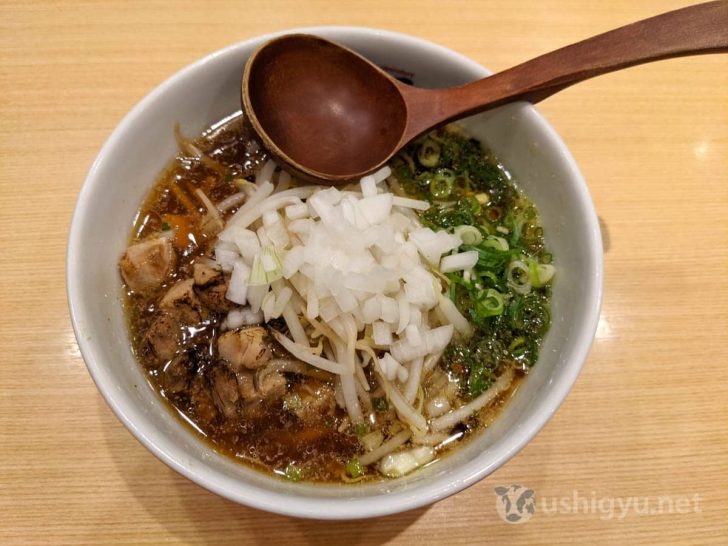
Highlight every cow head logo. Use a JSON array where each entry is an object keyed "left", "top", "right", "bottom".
[{"left": 495, "top": 485, "right": 536, "bottom": 524}]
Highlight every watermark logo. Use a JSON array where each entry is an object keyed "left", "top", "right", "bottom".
[
  {"left": 494, "top": 485, "right": 702, "bottom": 523},
  {"left": 495, "top": 485, "right": 536, "bottom": 524}
]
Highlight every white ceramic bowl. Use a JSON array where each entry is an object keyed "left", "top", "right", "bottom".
[{"left": 67, "top": 26, "right": 602, "bottom": 520}]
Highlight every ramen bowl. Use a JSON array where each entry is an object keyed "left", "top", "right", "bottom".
[{"left": 67, "top": 26, "right": 602, "bottom": 519}]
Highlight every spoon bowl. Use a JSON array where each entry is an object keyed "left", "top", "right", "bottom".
[
  {"left": 244, "top": 35, "right": 408, "bottom": 181},
  {"left": 243, "top": 1, "right": 728, "bottom": 183}
]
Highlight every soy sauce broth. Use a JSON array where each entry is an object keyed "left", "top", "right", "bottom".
[{"left": 122, "top": 113, "right": 541, "bottom": 483}]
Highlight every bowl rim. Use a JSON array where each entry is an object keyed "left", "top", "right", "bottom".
[{"left": 67, "top": 25, "right": 603, "bottom": 520}]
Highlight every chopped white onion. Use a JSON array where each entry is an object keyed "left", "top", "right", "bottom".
[
  {"left": 360, "top": 175, "right": 377, "bottom": 197},
  {"left": 223, "top": 307, "right": 263, "bottom": 330},
  {"left": 285, "top": 202, "right": 308, "bottom": 220},
  {"left": 391, "top": 196, "right": 430, "bottom": 211},
  {"left": 246, "top": 283, "right": 268, "bottom": 313},
  {"left": 226, "top": 259, "right": 250, "bottom": 305},
  {"left": 372, "top": 321, "right": 393, "bottom": 346},
  {"left": 440, "top": 251, "right": 479, "bottom": 273},
  {"left": 372, "top": 165, "right": 392, "bottom": 183}
]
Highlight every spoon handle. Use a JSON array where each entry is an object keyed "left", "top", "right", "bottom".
[{"left": 403, "top": 1, "right": 728, "bottom": 139}]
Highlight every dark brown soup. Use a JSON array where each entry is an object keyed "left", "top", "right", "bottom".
[{"left": 121, "top": 113, "right": 549, "bottom": 483}]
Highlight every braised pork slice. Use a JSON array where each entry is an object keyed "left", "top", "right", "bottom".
[
  {"left": 192, "top": 263, "right": 235, "bottom": 313},
  {"left": 144, "top": 313, "right": 180, "bottom": 361},
  {"left": 218, "top": 327, "right": 271, "bottom": 372},
  {"left": 159, "top": 278, "right": 205, "bottom": 323},
  {"left": 210, "top": 366, "right": 240, "bottom": 419},
  {"left": 161, "top": 353, "right": 193, "bottom": 393},
  {"left": 119, "top": 237, "right": 176, "bottom": 293},
  {"left": 144, "top": 278, "right": 207, "bottom": 362},
  {"left": 235, "top": 371, "right": 258, "bottom": 399},
  {"left": 255, "top": 367, "right": 287, "bottom": 400},
  {"left": 190, "top": 375, "right": 217, "bottom": 423},
  {"left": 289, "top": 380, "right": 336, "bottom": 424},
  {"left": 235, "top": 367, "right": 287, "bottom": 402}
]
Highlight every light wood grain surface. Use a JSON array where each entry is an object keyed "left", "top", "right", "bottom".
[{"left": 1, "top": 1, "right": 726, "bottom": 544}]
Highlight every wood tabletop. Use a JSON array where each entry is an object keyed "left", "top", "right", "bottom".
[{"left": 1, "top": 1, "right": 726, "bottom": 544}]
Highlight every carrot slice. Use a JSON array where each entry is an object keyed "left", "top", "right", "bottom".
[{"left": 162, "top": 213, "right": 196, "bottom": 250}]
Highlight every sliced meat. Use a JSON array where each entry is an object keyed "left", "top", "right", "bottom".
[
  {"left": 210, "top": 366, "right": 240, "bottom": 419},
  {"left": 119, "top": 237, "right": 176, "bottom": 293},
  {"left": 218, "top": 327, "right": 271, "bottom": 372},
  {"left": 144, "top": 278, "right": 206, "bottom": 362},
  {"left": 235, "top": 366, "right": 286, "bottom": 402},
  {"left": 159, "top": 278, "right": 204, "bottom": 323},
  {"left": 197, "top": 280, "right": 234, "bottom": 313},
  {"left": 144, "top": 313, "right": 180, "bottom": 361},
  {"left": 192, "top": 263, "right": 235, "bottom": 313},
  {"left": 235, "top": 371, "right": 258, "bottom": 399},
  {"left": 190, "top": 375, "right": 217, "bottom": 424},
  {"left": 255, "top": 368, "right": 287, "bottom": 400},
  {"left": 289, "top": 380, "right": 336, "bottom": 424},
  {"left": 193, "top": 262, "right": 220, "bottom": 285},
  {"left": 161, "top": 353, "right": 192, "bottom": 393}
]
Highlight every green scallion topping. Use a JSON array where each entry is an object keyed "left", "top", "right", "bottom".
[
  {"left": 393, "top": 125, "right": 553, "bottom": 399},
  {"left": 474, "top": 289, "right": 505, "bottom": 318},
  {"left": 417, "top": 138, "right": 441, "bottom": 167},
  {"left": 429, "top": 169, "right": 455, "bottom": 199},
  {"left": 284, "top": 464, "right": 304, "bottom": 482},
  {"left": 345, "top": 459, "right": 366, "bottom": 478},
  {"left": 454, "top": 225, "right": 483, "bottom": 245},
  {"left": 373, "top": 397, "right": 389, "bottom": 412},
  {"left": 352, "top": 423, "right": 370, "bottom": 437}
]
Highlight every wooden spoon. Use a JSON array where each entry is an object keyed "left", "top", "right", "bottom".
[{"left": 242, "top": 1, "right": 728, "bottom": 184}]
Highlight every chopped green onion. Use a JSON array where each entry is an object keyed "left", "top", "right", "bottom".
[
  {"left": 418, "top": 138, "right": 441, "bottom": 167},
  {"left": 284, "top": 464, "right": 304, "bottom": 482},
  {"left": 485, "top": 206, "right": 502, "bottom": 221},
  {"left": 346, "top": 459, "right": 366, "bottom": 478},
  {"left": 468, "top": 358, "right": 496, "bottom": 396},
  {"left": 393, "top": 126, "right": 554, "bottom": 401},
  {"left": 507, "top": 260, "right": 532, "bottom": 294},
  {"left": 429, "top": 169, "right": 455, "bottom": 199},
  {"left": 161, "top": 222, "right": 171, "bottom": 231},
  {"left": 528, "top": 261, "right": 555, "bottom": 288},
  {"left": 466, "top": 196, "right": 482, "bottom": 215},
  {"left": 454, "top": 225, "right": 483, "bottom": 245},
  {"left": 474, "top": 289, "right": 505, "bottom": 317},
  {"left": 509, "top": 336, "right": 526, "bottom": 351},
  {"left": 283, "top": 393, "right": 302, "bottom": 411},
  {"left": 373, "top": 397, "right": 389, "bottom": 412},
  {"left": 454, "top": 173, "right": 473, "bottom": 192},
  {"left": 482, "top": 235, "right": 509, "bottom": 251},
  {"left": 352, "top": 423, "right": 370, "bottom": 436},
  {"left": 475, "top": 192, "right": 490, "bottom": 205}
]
